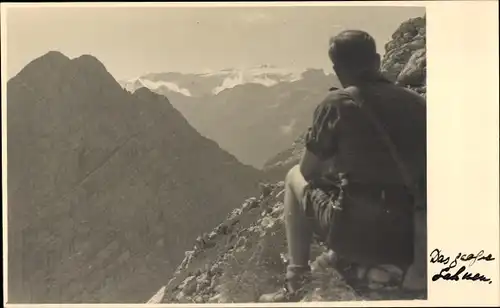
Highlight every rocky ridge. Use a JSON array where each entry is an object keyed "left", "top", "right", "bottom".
[
  {"left": 381, "top": 15, "right": 426, "bottom": 96},
  {"left": 153, "top": 183, "right": 425, "bottom": 303}
]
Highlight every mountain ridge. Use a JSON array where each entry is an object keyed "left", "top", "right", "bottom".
[
  {"left": 120, "top": 66, "right": 332, "bottom": 97},
  {"left": 7, "top": 50, "right": 262, "bottom": 303}
]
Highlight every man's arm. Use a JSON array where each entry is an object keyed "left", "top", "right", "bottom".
[
  {"left": 299, "top": 93, "right": 343, "bottom": 182},
  {"left": 299, "top": 149, "right": 323, "bottom": 182}
]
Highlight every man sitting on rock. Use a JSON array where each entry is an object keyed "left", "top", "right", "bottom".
[{"left": 259, "top": 30, "right": 426, "bottom": 302}]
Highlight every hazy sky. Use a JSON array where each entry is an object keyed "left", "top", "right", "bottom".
[{"left": 6, "top": 4, "right": 425, "bottom": 81}]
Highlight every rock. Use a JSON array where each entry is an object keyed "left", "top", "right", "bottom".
[
  {"left": 227, "top": 208, "right": 243, "bottom": 221},
  {"left": 203, "top": 263, "right": 212, "bottom": 275},
  {"left": 181, "top": 276, "right": 198, "bottom": 296},
  {"left": 195, "top": 235, "right": 205, "bottom": 248},
  {"left": 193, "top": 295, "right": 204, "bottom": 303},
  {"left": 381, "top": 14, "right": 426, "bottom": 94},
  {"left": 379, "top": 264, "right": 404, "bottom": 278},
  {"left": 418, "top": 26, "right": 426, "bottom": 36},
  {"left": 242, "top": 197, "right": 259, "bottom": 212},
  {"left": 311, "top": 250, "right": 337, "bottom": 272},
  {"left": 280, "top": 252, "right": 289, "bottom": 266},
  {"left": 196, "top": 273, "right": 211, "bottom": 293},
  {"left": 210, "top": 262, "right": 223, "bottom": 276},
  {"left": 270, "top": 202, "right": 284, "bottom": 218},
  {"left": 235, "top": 236, "right": 247, "bottom": 248},
  {"left": 260, "top": 216, "right": 276, "bottom": 229},
  {"left": 175, "top": 291, "right": 187, "bottom": 302},
  {"left": 210, "top": 275, "right": 221, "bottom": 289},
  {"left": 202, "top": 294, "right": 211, "bottom": 302},
  {"left": 259, "top": 182, "right": 273, "bottom": 198},
  {"left": 207, "top": 231, "right": 217, "bottom": 240},
  {"left": 146, "top": 286, "right": 166, "bottom": 304},
  {"left": 219, "top": 224, "right": 229, "bottom": 235},
  {"left": 405, "top": 38, "right": 425, "bottom": 51},
  {"left": 208, "top": 293, "right": 221, "bottom": 303},
  {"left": 275, "top": 189, "right": 285, "bottom": 200},
  {"left": 177, "top": 251, "right": 194, "bottom": 271},
  {"left": 366, "top": 268, "right": 391, "bottom": 284},
  {"left": 214, "top": 283, "right": 223, "bottom": 293},
  {"left": 247, "top": 225, "right": 259, "bottom": 233},
  {"left": 365, "top": 264, "right": 404, "bottom": 287},
  {"left": 397, "top": 48, "right": 426, "bottom": 86}
]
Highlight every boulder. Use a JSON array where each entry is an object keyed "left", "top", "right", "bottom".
[
  {"left": 259, "top": 182, "right": 273, "bottom": 198},
  {"left": 397, "top": 48, "right": 426, "bottom": 87},
  {"left": 208, "top": 293, "right": 221, "bottom": 303},
  {"left": 181, "top": 276, "right": 198, "bottom": 296}
]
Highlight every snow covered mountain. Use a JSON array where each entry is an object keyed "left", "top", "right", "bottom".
[{"left": 119, "top": 65, "right": 316, "bottom": 98}]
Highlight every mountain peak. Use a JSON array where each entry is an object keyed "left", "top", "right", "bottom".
[
  {"left": 70, "top": 54, "right": 118, "bottom": 85},
  {"left": 7, "top": 50, "right": 262, "bottom": 303},
  {"left": 72, "top": 54, "right": 108, "bottom": 71},
  {"left": 14, "top": 50, "right": 70, "bottom": 80},
  {"left": 43, "top": 50, "right": 70, "bottom": 61},
  {"left": 10, "top": 52, "right": 120, "bottom": 94}
]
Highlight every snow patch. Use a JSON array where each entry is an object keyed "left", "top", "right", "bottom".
[
  {"left": 212, "top": 67, "right": 303, "bottom": 95},
  {"left": 120, "top": 66, "right": 310, "bottom": 97},
  {"left": 138, "top": 79, "right": 192, "bottom": 97}
]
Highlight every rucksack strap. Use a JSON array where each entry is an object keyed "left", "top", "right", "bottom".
[{"left": 343, "top": 86, "right": 425, "bottom": 210}]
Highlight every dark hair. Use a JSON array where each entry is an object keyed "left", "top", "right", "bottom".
[{"left": 328, "top": 30, "right": 378, "bottom": 69}]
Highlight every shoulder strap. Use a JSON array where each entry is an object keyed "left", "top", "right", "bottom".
[{"left": 343, "top": 86, "right": 424, "bottom": 209}]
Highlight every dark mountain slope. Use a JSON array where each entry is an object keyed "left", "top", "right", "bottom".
[{"left": 7, "top": 51, "right": 261, "bottom": 303}]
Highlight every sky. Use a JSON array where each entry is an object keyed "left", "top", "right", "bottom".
[{"left": 5, "top": 4, "right": 425, "bottom": 81}]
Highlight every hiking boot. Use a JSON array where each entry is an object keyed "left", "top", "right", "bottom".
[{"left": 258, "top": 265, "right": 311, "bottom": 303}]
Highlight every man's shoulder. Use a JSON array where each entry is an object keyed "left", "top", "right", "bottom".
[
  {"left": 378, "top": 82, "right": 426, "bottom": 104},
  {"left": 321, "top": 87, "right": 355, "bottom": 108}
]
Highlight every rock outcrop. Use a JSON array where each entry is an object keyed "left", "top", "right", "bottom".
[{"left": 381, "top": 15, "right": 426, "bottom": 96}]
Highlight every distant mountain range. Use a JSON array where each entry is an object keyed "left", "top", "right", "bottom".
[
  {"left": 7, "top": 51, "right": 262, "bottom": 303},
  {"left": 119, "top": 67, "right": 341, "bottom": 168},
  {"left": 119, "top": 65, "right": 308, "bottom": 97}
]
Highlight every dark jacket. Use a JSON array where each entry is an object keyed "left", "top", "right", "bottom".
[{"left": 305, "top": 79, "right": 426, "bottom": 187}]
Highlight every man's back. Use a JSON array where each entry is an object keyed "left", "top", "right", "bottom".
[{"left": 323, "top": 81, "right": 426, "bottom": 186}]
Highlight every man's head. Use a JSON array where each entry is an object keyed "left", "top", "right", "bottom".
[{"left": 328, "top": 30, "right": 381, "bottom": 85}]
